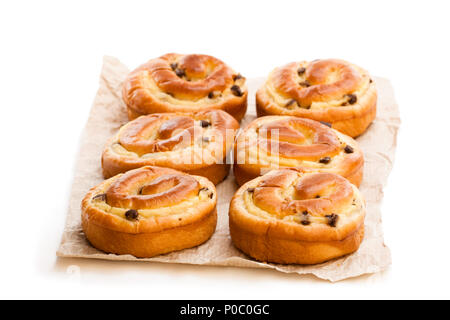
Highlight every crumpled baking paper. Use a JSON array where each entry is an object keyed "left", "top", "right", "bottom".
[{"left": 57, "top": 56, "right": 400, "bottom": 282}]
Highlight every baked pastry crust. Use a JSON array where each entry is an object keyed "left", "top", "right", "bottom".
[
  {"left": 102, "top": 109, "right": 240, "bottom": 184},
  {"left": 82, "top": 166, "right": 217, "bottom": 258},
  {"left": 256, "top": 59, "right": 377, "bottom": 137},
  {"left": 123, "top": 53, "right": 248, "bottom": 121},
  {"left": 229, "top": 168, "right": 365, "bottom": 265},
  {"left": 234, "top": 116, "right": 364, "bottom": 186}
]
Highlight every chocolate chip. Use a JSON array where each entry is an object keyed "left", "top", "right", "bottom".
[
  {"left": 285, "top": 99, "right": 297, "bottom": 108},
  {"left": 198, "top": 187, "right": 211, "bottom": 197},
  {"left": 199, "top": 187, "right": 209, "bottom": 193},
  {"left": 346, "top": 94, "right": 357, "bottom": 105},
  {"left": 175, "top": 68, "right": 185, "bottom": 77},
  {"left": 319, "top": 157, "right": 331, "bottom": 164},
  {"left": 208, "top": 92, "right": 214, "bottom": 99},
  {"left": 247, "top": 188, "right": 255, "bottom": 193},
  {"left": 341, "top": 102, "right": 348, "bottom": 106},
  {"left": 315, "top": 195, "right": 321, "bottom": 198},
  {"left": 369, "top": 79, "right": 373, "bottom": 83},
  {"left": 320, "top": 121, "right": 332, "bottom": 128},
  {"left": 92, "top": 193, "right": 106, "bottom": 201},
  {"left": 300, "top": 211, "right": 310, "bottom": 225},
  {"left": 200, "top": 120, "right": 211, "bottom": 127},
  {"left": 297, "top": 67, "right": 306, "bottom": 75},
  {"left": 170, "top": 63, "right": 178, "bottom": 71},
  {"left": 344, "top": 145, "right": 354, "bottom": 154},
  {"left": 198, "top": 187, "right": 214, "bottom": 199},
  {"left": 233, "top": 74, "right": 243, "bottom": 81},
  {"left": 303, "top": 105, "right": 311, "bottom": 109},
  {"left": 299, "top": 81, "right": 311, "bottom": 87},
  {"left": 325, "top": 214, "right": 339, "bottom": 227},
  {"left": 125, "top": 209, "right": 139, "bottom": 221},
  {"left": 231, "top": 85, "right": 243, "bottom": 97}
]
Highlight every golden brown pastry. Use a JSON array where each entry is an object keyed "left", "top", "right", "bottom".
[
  {"left": 234, "top": 116, "right": 364, "bottom": 186},
  {"left": 256, "top": 59, "right": 377, "bottom": 137},
  {"left": 123, "top": 53, "right": 248, "bottom": 121},
  {"left": 82, "top": 166, "right": 217, "bottom": 258},
  {"left": 102, "top": 109, "right": 240, "bottom": 184},
  {"left": 229, "top": 168, "right": 365, "bottom": 265}
]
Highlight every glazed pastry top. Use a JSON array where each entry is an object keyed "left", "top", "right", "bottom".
[
  {"left": 260, "top": 59, "right": 373, "bottom": 111},
  {"left": 83, "top": 166, "right": 216, "bottom": 233},
  {"left": 123, "top": 53, "right": 247, "bottom": 113},
  {"left": 235, "top": 116, "right": 363, "bottom": 177},
  {"left": 232, "top": 169, "right": 365, "bottom": 241}
]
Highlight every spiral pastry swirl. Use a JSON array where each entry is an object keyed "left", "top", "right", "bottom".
[
  {"left": 256, "top": 59, "right": 377, "bottom": 137},
  {"left": 102, "top": 109, "right": 239, "bottom": 184},
  {"left": 234, "top": 116, "right": 364, "bottom": 186},
  {"left": 82, "top": 166, "right": 217, "bottom": 258},
  {"left": 229, "top": 168, "right": 365, "bottom": 264},
  {"left": 123, "top": 53, "right": 248, "bottom": 121}
]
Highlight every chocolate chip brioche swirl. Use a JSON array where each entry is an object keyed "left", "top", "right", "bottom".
[
  {"left": 123, "top": 53, "right": 248, "bottom": 121},
  {"left": 102, "top": 110, "right": 240, "bottom": 184},
  {"left": 82, "top": 166, "right": 217, "bottom": 258},
  {"left": 229, "top": 168, "right": 365, "bottom": 264},
  {"left": 256, "top": 59, "right": 377, "bottom": 137},
  {"left": 234, "top": 116, "right": 364, "bottom": 186}
]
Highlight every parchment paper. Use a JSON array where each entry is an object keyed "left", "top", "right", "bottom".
[{"left": 57, "top": 56, "right": 400, "bottom": 282}]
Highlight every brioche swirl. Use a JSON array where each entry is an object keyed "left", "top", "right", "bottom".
[
  {"left": 123, "top": 53, "right": 248, "bottom": 121},
  {"left": 82, "top": 166, "right": 217, "bottom": 258},
  {"left": 256, "top": 59, "right": 377, "bottom": 137},
  {"left": 102, "top": 110, "right": 240, "bottom": 184},
  {"left": 234, "top": 116, "right": 364, "bottom": 186},
  {"left": 229, "top": 168, "right": 365, "bottom": 264}
]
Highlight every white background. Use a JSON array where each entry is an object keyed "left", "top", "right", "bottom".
[{"left": 1, "top": 0, "right": 449, "bottom": 299}]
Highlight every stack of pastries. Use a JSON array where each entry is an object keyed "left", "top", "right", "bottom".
[{"left": 81, "top": 54, "right": 377, "bottom": 265}]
